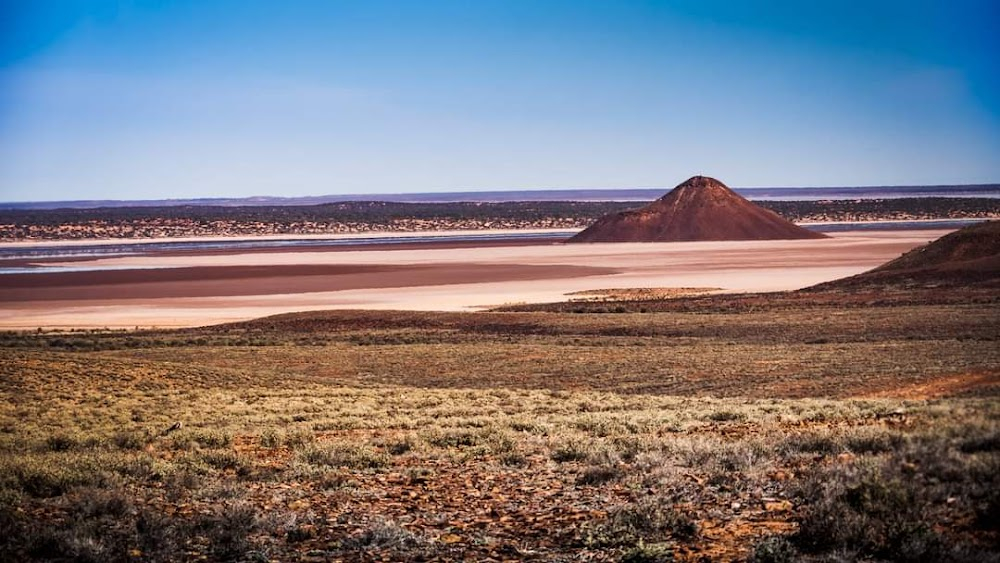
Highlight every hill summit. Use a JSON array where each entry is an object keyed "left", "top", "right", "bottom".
[{"left": 568, "top": 176, "right": 826, "bottom": 242}]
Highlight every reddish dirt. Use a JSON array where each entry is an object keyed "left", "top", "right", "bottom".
[
  {"left": 569, "top": 176, "right": 826, "bottom": 242},
  {"left": 857, "top": 371, "right": 1000, "bottom": 400},
  {"left": 0, "top": 262, "right": 617, "bottom": 302}
]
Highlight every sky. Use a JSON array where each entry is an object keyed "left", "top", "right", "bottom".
[{"left": 1, "top": 1, "right": 999, "bottom": 202}]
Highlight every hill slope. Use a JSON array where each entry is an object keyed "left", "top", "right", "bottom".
[
  {"left": 568, "top": 176, "right": 826, "bottom": 242},
  {"left": 811, "top": 220, "right": 1000, "bottom": 290}
]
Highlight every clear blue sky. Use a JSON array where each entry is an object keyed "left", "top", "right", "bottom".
[{"left": 1, "top": 1, "right": 998, "bottom": 202}]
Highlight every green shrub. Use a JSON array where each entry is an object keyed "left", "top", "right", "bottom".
[
  {"left": 298, "top": 444, "right": 388, "bottom": 470},
  {"left": 385, "top": 437, "right": 413, "bottom": 455},
  {"left": 843, "top": 428, "right": 905, "bottom": 454},
  {"left": 112, "top": 430, "right": 148, "bottom": 451},
  {"left": 551, "top": 439, "right": 592, "bottom": 463},
  {"left": 500, "top": 451, "right": 528, "bottom": 467},
  {"left": 782, "top": 432, "right": 842, "bottom": 455},
  {"left": 424, "top": 429, "right": 481, "bottom": 448},
  {"left": 707, "top": 410, "right": 746, "bottom": 423},
  {"left": 197, "top": 450, "right": 254, "bottom": 476},
  {"left": 11, "top": 488, "right": 188, "bottom": 563},
  {"left": 45, "top": 433, "right": 81, "bottom": 452},
  {"left": 586, "top": 498, "right": 697, "bottom": 548},
  {"left": 195, "top": 501, "right": 259, "bottom": 560},
  {"left": 795, "top": 462, "right": 949, "bottom": 561},
  {"left": 621, "top": 541, "right": 674, "bottom": 562},
  {"left": 577, "top": 464, "right": 622, "bottom": 485},
  {"left": 339, "top": 520, "right": 425, "bottom": 551},
  {"left": 190, "top": 429, "right": 232, "bottom": 448},
  {"left": 283, "top": 429, "right": 316, "bottom": 449},
  {"left": 0, "top": 454, "right": 113, "bottom": 498},
  {"left": 259, "top": 429, "right": 280, "bottom": 449},
  {"left": 748, "top": 536, "right": 797, "bottom": 563}
]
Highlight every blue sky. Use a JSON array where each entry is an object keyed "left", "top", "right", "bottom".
[{"left": 1, "top": 1, "right": 998, "bottom": 202}]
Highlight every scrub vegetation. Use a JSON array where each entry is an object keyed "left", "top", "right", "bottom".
[
  {"left": 1, "top": 299, "right": 997, "bottom": 561},
  {"left": 2, "top": 197, "right": 996, "bottom": 240}
]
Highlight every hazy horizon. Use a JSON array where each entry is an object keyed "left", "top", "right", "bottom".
[
  {"left": 2, "top": 1, "right": 999, "bottom": 202},
  {"left": 3, "top": 183, "right": 999, "bottom": 208}
]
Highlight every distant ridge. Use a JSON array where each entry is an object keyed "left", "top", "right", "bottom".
[
  {"left": 569, "top": 176, "right": 827, "bottom": 242},
  {"left": 810, "top": 220, "right": 1000, "bottom": 290},
  {"left": 1, "top": 184, "right": 998, "bottom": 210}
]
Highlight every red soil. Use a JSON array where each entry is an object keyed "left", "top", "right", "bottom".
[{"left": 0, "top": 263, "right": 616, "bottom": 302}]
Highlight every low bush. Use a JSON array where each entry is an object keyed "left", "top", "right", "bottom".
[
  {"left": 339, "top": 520, "right": 426, "bottom": 551},
  {"left": 298, "top": 444, "right": 389, "bottom": 470},
  {"left": 585, "top": 498, "right": 697, "bottom": 548},
  {"left": 748, "top": 536, "right": 797, "bottom": 563},
  {"left": 794, "top": 454, "right": 1000, "bottom": 562}
]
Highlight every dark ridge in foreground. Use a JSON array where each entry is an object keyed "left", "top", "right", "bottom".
[
  {"left": 809, "top": 220, "right": 1000, "bottom": 291},
  {"left": 569, "top": 176, "right": 827, "bottom": 242}
]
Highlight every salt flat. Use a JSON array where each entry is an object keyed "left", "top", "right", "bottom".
[{"left": 0, "top": 229, "right": 950, "bottom": 329}]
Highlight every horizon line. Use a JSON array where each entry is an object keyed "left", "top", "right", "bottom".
[{"left": 2, "top": 182, "right": 999, "bottom": 209}]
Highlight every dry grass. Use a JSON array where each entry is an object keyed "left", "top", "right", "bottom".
[
  {"left": 566, "top": 287, "right": 722, "bottom": 302},
  {"left": 1, "top": 302, "right": 998, "bottom": 561}
]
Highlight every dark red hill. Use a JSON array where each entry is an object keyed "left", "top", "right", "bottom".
[
  {"left": 568, "top": 176, "right": 826, "bottom": 242},
  {"left": 811, "top": 220, "right": 1000, "bottom": 290}
]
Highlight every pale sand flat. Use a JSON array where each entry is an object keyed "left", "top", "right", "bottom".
[{"left": 0, "top": 229, "right": 949, "bottom": 329}]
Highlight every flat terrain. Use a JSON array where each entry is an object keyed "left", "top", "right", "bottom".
[
  {"left": 0, "top": 229, "right": 950, "bottom": 329},
  {"left": 1, "top": 298, "right": 998, "bottom": 561}
]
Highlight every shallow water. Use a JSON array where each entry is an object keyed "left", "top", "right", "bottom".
[{"left": 0, "top": 231, "right": 575, "bottom": 263}]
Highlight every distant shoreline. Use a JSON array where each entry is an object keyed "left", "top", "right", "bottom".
[
  {"left": 0, "top": 218, "right": 991, "bottom": 252},
  {"left": 2, "top": 197, "right": 995, "bottom": 243},
  {"left": 0, "top": 228, "right": 573, "bottom": 249}
]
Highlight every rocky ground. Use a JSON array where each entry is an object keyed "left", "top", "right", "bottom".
[{"left": 1, "top": 297, "right": 998, "bottom": 562}]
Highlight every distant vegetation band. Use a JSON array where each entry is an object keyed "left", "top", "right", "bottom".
[{"left": 1, "top": 197, "right": 997, "bottom": 240}]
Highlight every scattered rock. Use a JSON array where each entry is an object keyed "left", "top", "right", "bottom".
[{"left": 764, "top": 500, "right": 793, "bottom": 513}]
